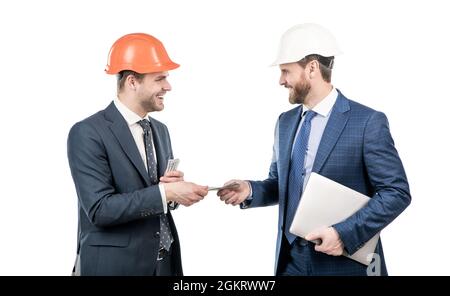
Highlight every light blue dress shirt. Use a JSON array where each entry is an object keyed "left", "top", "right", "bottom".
[
  {"left": 246, "top": 87, "right": 338, "bottom": 200},
  {"left": 293, "top": 87, "right": 338, "bottom": 191}
]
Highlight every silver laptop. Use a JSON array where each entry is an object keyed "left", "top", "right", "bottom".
[{"left": 289, "top": 172, "right": 380, "bottom": 266}]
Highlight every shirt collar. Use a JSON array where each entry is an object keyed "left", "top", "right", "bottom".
[
  {"left": 302, "top": 87, "right": 338, "bottom": 117},
  {"left": 114, "top": 98, "right": 149, "bottom": 126}
]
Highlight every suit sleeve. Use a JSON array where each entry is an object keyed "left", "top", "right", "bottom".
[
  {"left": 333, "top": 111, "right": 411, "bottom": 255},
  {"left": 241, "top": 117, "right": 281, "bottom": 209},
  {"left": 67, "top": 121, "right": 165, "bottom": 227}
]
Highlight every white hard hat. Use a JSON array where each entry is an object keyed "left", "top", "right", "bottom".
[{"left": 271, "top": 23, "right": 342, "bottom": 66}]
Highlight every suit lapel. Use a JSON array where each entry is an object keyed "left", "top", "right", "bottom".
[
  {"left": 312, "top": 92, "right": 350, "bottom": 173},
  {"left": 279, "top": 106, "right": 303, "bottom": 196},
  {"left": 105, "top": 102, "right": 151, "bottom": 186},
  {"left": 148, "top": 117, "right": 167, "bottom": 179}
]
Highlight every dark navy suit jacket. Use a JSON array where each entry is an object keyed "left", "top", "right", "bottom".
[
  {"left": 67, "top": 102, "right": 182, "bottom": 275},
  {"left": 246, "top": 90, "right": 411, "bottom": 275}
]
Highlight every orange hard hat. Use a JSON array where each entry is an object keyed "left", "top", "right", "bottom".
[{"left": 105, "top": 33, "right": 179, "bottom": 74}]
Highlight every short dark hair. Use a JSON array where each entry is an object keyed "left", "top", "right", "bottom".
[
  {"left": 298, "top": 54, "right": 334, "bottom": 83},
  {"left": 117, "top": 70, "right": 145, "bottom": 92}
]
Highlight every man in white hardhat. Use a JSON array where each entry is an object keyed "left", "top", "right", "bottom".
[{"left": 217, "top": 23, "right": 411, "bottom": 275}]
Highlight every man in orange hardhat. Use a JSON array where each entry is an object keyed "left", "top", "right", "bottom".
[{"left": 68, "top": 33, "right": 208, "bottom": 276}]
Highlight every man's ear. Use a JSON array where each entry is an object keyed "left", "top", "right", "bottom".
[
  {"left": 126, "top": 75, "right": 137, "bottom": 90},
  {"left": 308, "top": 60, "right": 320, "bottom": 79}
]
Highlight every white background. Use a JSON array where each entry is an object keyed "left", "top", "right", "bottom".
[{"left": 0, "top": 0, "right": 449, "bottom": 275}]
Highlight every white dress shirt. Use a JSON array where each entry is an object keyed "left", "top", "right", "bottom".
[{"left": 114, "top": 98, "right": 168, "bottom": 213}]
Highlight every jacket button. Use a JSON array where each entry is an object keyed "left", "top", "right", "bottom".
[{"left": 154, "top": 232, "right": 160, "bottom": 238}]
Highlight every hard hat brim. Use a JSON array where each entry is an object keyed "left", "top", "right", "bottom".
[
  {"left": 105, "top": 61, "right": 180, "bottom": 74},
  {"left": 270, "top": 49, "right": 343, "bottom": 67}
]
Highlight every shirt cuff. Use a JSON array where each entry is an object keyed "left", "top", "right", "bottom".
[
  {"left": 247, "top": 181, "right": 253, "bottom": 198},
  {"left": 159, "top": 184, "right": 168, "bottom": 214},
  {"left": 240, "top": 181, "right": 253, "bottom": 209}
]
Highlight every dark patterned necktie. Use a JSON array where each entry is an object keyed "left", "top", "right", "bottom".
[
  {"left": 138, "top": 119, "right": 173, "bottom": 251},
  {"left": 285, "top": 110, "right": 317, "bottom": 244}
]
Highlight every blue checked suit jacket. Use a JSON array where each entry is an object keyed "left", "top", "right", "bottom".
[
  {"left": 246, "top": 90, "right": 411, "bottom": 275},
  {"left": 67, "top": 102, "right": 182, "bottom": 275}
]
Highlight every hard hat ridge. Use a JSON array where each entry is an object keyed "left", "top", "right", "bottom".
[
  {"left": 105, "top": 33, "right": 179, "bottom": 74},
  {"left": 271, "top": 23, "right": 342, "bottom": 66}
]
